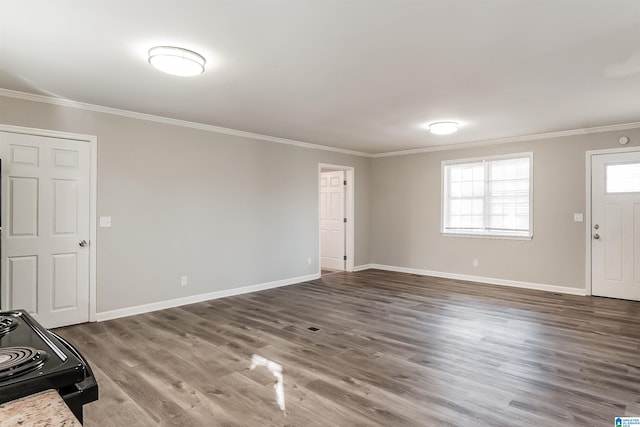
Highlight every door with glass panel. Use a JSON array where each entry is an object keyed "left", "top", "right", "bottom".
[{"left": 591, "top": 151, "right": 640, "bottom": 300}]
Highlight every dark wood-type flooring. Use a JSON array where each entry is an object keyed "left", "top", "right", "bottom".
[{"left": 56, "top": 270, "right": 640, "bottom": 426}]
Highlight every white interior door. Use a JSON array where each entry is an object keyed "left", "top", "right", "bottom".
[
  {"left": 591, "top": 150, "right": 640, "bottom": 300},
  {"left": 0, "top": 131, "right": 91, "bottom": 328},
  {"left": 320, "top": 171, "right": 345, "bottom": 271}
]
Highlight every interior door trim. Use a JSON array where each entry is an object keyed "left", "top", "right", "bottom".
[
  {"left": 0, "top": 124, "right": 98, "bottom": 322},
  {"left": 585, "top": 146, "right": 640, "bottom": 296}
]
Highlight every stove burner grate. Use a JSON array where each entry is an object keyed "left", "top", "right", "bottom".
[
  {"left": 0, "top": 347, "right": 48, "bottom": 379},
  {"left": 0, "top": 315, "right": 18, "bottom": 335}
]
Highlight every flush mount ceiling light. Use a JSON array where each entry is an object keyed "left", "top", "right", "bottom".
[
  {"left": 428, "top": 121, "right": 459, "bottom": 135},
  {"left": 148, "top": 46, "right": 206, "bottom": 77}
]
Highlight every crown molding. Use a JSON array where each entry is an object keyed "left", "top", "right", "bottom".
[
  {"left": 0, "top": 88, "right": 371, "bottom": 158},
  {"left": 372, "top": 121, "right": 640, "bottom": 158},
  {"left": 2, "top": 88, "right": 640, "bottom": 159}
]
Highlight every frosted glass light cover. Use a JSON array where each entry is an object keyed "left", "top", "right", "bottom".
[
  {"left": 148, "top": 46, "right": 206, "bottom": 77},
  {"left": 428, "top": 121, "right": 459, "bottom": 135}
]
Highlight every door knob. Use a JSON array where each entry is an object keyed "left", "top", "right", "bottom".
[
  {"left": 593, "top": 224, "right": 599, "bottom": 229},
  {"left": 79, "top": 240, "right": 88, "bottom": 247},
  {"left": 593, "top": 234, "right": 600, "bottom": 240}
]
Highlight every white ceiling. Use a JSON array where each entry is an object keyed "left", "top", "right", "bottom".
[{"left": 2, "top": 1, "right": 640, "bottom": 154}]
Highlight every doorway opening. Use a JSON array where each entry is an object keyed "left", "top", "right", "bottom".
[{"left": 319, "top": 164, "right": 354, "bottom": 275}]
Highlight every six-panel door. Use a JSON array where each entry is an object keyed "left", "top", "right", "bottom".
[
  {"left": 320, "top": 171, "right": 346, "bottom": 271},
  {"left": 0, "top": 132, "right": 91, "bottom": 328}
]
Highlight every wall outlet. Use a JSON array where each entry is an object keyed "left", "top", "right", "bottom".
[
  {"left": 307, "top": 257, "right": 312, "bottom": 266},
  {"left": 99, "top": 216, "right": 112, "bottom": 227},
  {"left": 180, "top": 275, "right": 188, "bottom": 286},
  {"left": 574, "top": 213, "right": 584, "bottom": 222},
  {"left": 473, "top": 259, "right": 479, "bottom": 267}
]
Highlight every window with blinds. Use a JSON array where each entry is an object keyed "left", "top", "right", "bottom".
[{"left": 442, "top": 153, "right": 532, "bottom": 238}]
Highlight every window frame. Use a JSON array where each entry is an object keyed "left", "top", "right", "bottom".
[{"left": 441, "top": 152, "right": 534, "bottom": 240}]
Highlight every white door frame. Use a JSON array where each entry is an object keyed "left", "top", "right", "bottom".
[
  {"left": 319, "top": 164, "right": 354, "bottom": 272},
  {"left": 0, "top": 124, "right": 98, "bottom": 322},
  {"left": 585, "top": 146, "right": 640, "bottom": 296}
]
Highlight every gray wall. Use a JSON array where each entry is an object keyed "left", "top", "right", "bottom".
[
  {"left": 0, "top": 96, "right": 371, "bottom": 313},
  {"left": 3, "top": 92, "right": 640, "bottom": 313},
  {"left": 371, "top": 130, "right": 640, "bottom": 289}
]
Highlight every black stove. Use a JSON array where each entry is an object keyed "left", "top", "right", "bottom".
[
  {"left": 0, "top": 315, "right": 17, "bottom": 335},
  {"left": 0, "top": 310, "right": 98, "bottom": 424}
]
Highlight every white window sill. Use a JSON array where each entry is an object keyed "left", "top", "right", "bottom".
[{"left": 441, "top": 231, "right": 533, "bottom": 241}]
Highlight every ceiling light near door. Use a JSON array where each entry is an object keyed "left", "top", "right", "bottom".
[
  {"left": 148, "top": 46, "right": 206, "bottom": 77},
  {"left": 428, "top": 121, "right": 459, "bottom": 135}
]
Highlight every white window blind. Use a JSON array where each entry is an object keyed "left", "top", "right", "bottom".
[{"left": 442, "top": 153, "right": 532, "bottom": 238}]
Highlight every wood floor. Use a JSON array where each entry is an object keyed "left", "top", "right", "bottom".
[{"left": 56, "top": 270, "right": 640, "bottom": 426}]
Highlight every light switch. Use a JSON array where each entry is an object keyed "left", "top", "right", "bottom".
[
  {"left": 574, "top": 213, "right": 584, "bottom": 222},
  {"left": 99, "top": 216, "right": 112, "bottom": 227}
]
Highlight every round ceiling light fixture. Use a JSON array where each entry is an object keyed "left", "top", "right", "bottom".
[
  {"left": 428, "top": 121, "right": 459, "bottom": 135},
  {"left": 148, "top": 46, "right": 206, "bottom": 77}
]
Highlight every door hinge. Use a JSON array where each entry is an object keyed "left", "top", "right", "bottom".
[
  {"left": 344, "top": 218, "right": 347, "bottom": 223},
  {"left": 343, "top": 255, "right": 347, "bottom": 261},
  {"left": 344, "top": 180, "right": 347, "bottom": 186}
]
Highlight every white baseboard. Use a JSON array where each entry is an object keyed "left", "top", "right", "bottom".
[
  {"left": 353, "top": 264, "right": 374, "bottom": 272},
  {"left": 96, "top": 265, "right": 587, "bottom": 322},
  {"left": 96, "top": 272, "right": 321, "bottom": 322},
  {"left": 367, "top": 264, "right": 587, "bottom": 296}
]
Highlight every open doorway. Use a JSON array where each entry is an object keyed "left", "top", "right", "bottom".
[{"left": 319, "top": 164, "right": 354, "bottom": 275}]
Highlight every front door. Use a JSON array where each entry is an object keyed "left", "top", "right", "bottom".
[
  {"left": 0, "top": 131, "right": 91, "bottom": 328},
  {"left": 591, "top": 150, "right": 640, "bottom": 300},
  {"left": 320, "top": 171, "right": 345, "bottom": 271}
]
